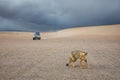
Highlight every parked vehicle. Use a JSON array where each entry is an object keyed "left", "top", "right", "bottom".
[{"left": 33, "top": 32, "right": 41, "bottom": 40}]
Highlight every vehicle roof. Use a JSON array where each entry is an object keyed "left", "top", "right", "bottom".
[{"left": 34, "top": 32, "right": 40, "bottom": 35}]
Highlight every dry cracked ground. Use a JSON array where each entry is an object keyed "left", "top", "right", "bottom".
[{"left": 0, "top": 35, "right": 120, "bottom": 80}]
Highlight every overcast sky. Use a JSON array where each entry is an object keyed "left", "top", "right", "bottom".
[{"left": 0, "top": 0, "right": 120, "bottom": 32}]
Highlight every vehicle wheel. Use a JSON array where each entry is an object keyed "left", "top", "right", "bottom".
[
  {"left": 38, "top": 37, "right": 41, "bottom": 40},
  {"left": 33, "top": 37, "right": 36, "bottom": 40}
]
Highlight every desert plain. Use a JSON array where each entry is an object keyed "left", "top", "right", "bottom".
[{"left": 0, "top": 24, "right": 120, "bottom": 80}]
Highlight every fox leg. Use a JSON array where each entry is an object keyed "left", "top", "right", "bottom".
[
  {"left": 80, "top": 60, "right": 83, "bottom": 69},
  {"left": 71, "top": 62, "right": 75, "bottom": 68},
  {"left": 84, "top": 59, "right": 90, "bottom": 68}
]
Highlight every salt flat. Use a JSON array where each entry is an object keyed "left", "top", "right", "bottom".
[{"left": 0, "top": 24, "right": 120, "bottom": 80}]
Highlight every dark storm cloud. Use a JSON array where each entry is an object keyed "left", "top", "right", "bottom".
[{"left": 0, "top": 0, "right": 120, "bottom": 32}]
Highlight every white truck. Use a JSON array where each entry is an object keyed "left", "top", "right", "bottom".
[{"left": 33, "top": 32, "right": 41, "bottom": 40}]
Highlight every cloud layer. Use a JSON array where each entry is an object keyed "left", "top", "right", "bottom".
[{"left": 0, "top": 0, "right": 120, "bottom": 31}]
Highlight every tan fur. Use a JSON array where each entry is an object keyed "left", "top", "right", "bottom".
[{"left": 66, "top": 50, "right": 90, "bottom": 69}]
